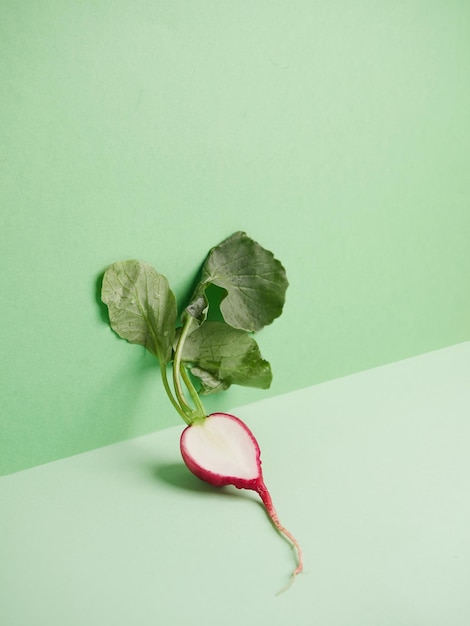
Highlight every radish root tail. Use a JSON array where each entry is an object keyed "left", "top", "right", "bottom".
[{"left": 256, "top": 481, "right": 303, "bottom": 593}]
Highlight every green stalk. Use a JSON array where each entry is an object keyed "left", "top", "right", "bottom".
[
  {"left": 179, "top": 363, "right": 206, "bottom": 418},
  {"left": 158, "top": 359, "right": 192, "bottom": 425},
  {"left": 173, "top": 316, "right": 206, "bottom": 423}
]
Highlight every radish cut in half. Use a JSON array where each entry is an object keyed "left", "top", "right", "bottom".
[{"left": 180, "top": 412, "right": 303, "bottom": 591}]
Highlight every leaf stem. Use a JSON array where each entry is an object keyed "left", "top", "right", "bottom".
[
  {"left": 158, "top": 359, "right": 192, "bottom": 425},
  {"left": 179, "top": 363, "right": 206, "bottom": 417},
  {"left": 173, "top": 316, "right": 206, "bottom": 422}
]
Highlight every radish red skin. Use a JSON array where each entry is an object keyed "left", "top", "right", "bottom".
[
  {"left": 180, "top": 412, "right": 303, "bottom": 589},
  {"left": 180, "top": 413, "right": 262, "bottom": 490}
]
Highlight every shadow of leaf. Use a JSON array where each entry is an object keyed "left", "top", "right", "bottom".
[{"left": 95, "top": 269, "right": 110, "bottom": 324}]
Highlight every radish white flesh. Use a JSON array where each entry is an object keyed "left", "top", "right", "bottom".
[{"left": 180, "top": 412, "right": 303, "bottom": 589}]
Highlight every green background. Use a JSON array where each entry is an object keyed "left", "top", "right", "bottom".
[{"left": 1, "top": 1, "right": 469, "bottom": 475}]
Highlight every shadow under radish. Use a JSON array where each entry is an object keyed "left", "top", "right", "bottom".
[{"left": 151, "top": 461, "right": 257, "bottom": 503}]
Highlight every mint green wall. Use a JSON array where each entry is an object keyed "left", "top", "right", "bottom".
[{"left": 2, "top": 1, "right": 469, "bottom": 475}]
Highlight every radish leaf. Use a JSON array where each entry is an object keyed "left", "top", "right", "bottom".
[
  {"left": 185, "top": 231, "right": 288, "bottom": 332},
  {"left": 180, "top": 321, "right": 272, "bottom": 395},
  {"left": 101, "top": 260, "right": 177, "bottom": 363}
]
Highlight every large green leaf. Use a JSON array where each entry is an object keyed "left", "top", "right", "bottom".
[
  {"left": 180, "top": 321, "right": 272, "bottom": 395},
  {"left": 186, "top": 231, "right": 288, "bottom": 332},
  {"left": 101, "top": 260, "right": 177, "bottom": 363}
]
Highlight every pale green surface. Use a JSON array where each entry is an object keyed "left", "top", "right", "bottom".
[
  {"left": 1, "top": 343, "right": 469, "bottom": 625},
  {"left": 1, "top": 2, "right": 470, "bottom": 474}
]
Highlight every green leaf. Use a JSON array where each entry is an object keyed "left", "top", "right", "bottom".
[
  {"left": 101, "top": 260, "right": 177, "bottom": 363},
  {"left": 188, "top": 231, "right": 288, "bottom": 332},
  {"left": 180, "top": 321, "right": 272, "bottom": 395}
]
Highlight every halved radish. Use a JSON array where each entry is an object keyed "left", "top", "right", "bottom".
[{"left": 180, "top": 412, "right": 303, "bottom": 590}]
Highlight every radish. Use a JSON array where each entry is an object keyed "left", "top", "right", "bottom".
[
  {"left": 101, "top": 232, "right": 303, "bottom": 591},
  {"left": 180, "top": 412, "right": 303, "bottom": 590}
]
